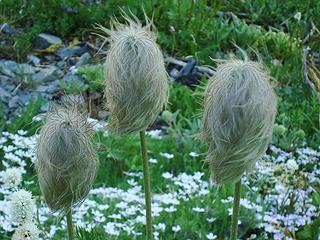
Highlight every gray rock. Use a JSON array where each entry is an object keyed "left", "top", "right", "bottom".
[
  {"left": 0, "top": 75, "right": 10, "bottom": 84},
  {"left": 3, "top": 82, "right": 15, "bottom": 92},
  {"left": 56, "top": 61, "right": 65, "bottom": 70},
  {"left": 41, "top": 102, "right": 50, "bottom": 112},
  {"left": 0, "top": 23, "right": 17, "bottom": 35},
  {"left": 18, "top": 91, "right": 34, "bottom": 105},
  {"left": 34, "top": 33, "right": 62, "bottom": 49},
  {"left": 0, "top": 87, "right": 11, "bottom": 98},
  {"left": 8, "top": 96, "right": 19, "bottom": 108},
  {"left": 33, "top": 66, "right": 63, "bottom": 83},
  {"left": 36, "top": 85, "right": 48, "bottom": 93},
  {"left": 17, "top": 64, "right": 35, "bottom": 75},
  {"left": 0, "top": 60, "right": 18, "bottom": 77},
  {"left": 97, "top": 110, "right": 109, "bottom": 120},
  {"left": 44, "top": 55, "right": 57, "bottom": 63},
  {"left": 62, "top": 74, "right": 85, "bottom": 84},
  {"left": 170, "top": 68, "right": 180, "bottom": 78},
  {"left": 55, "top": 46, "right": 86, "bottom": 59},
  {"left": 76, "top": 52, "right": 91, "bottom": 67},
  {"left": 47, "top": 80, "right": 61, "bottom": 93},
  {"left": 27, "top": 55, "right": 41, "bottom": 65},
  {"left": 36, "top": 80, "right": 60, "bottom": 94}
]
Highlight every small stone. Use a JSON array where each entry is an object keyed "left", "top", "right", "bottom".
[
  {"left": 36, "top": 85, "right": 48, "bottom": 92},
  {"left": 56, "top": 61, "right": 65, "bottom": 70},
  {"left": 27, "top": 55, "right": 41, "bottom": 65},
  {"left": 55, "top": 46, "right": 86, "bottom": 59},
  {"left": 36, "top": 83, "right": 58, "bottom": 94},
  {"left": 0, "top": 60, "right": 18, "bottom": 77},
  {"left": 0, "top": 75, "right": 10, "bottom": 84},
  {"left": 34, "top": 33, "right": 62, "bottom": 49},
  {"left": 41, "top": 102, "right": 50, "bottom": 112},
  {"left": 33, "top": 66, "right": 63, "bottom": 83},
  {"left": 17, "top": 64, "right": 35, "bottom": 75},
  {"left": 8, "top": 96, "right": 20, "bottom": 108},
  {"left": 3, "top": 82, "right": 15, "bottom": 92},
  {"left": 0, "top": 23, "right": 18, "bottom": 35},
  {"left": 169, "top": 68, "right": 180, "bottom": 79},
  {"left": 44, "top": 55, "right": 57, "bottom": 63},
  {"left": 97, "top": 110, "right": 109, "bottom": 120},
  {"left": 0, "top": 87, "right": 11, "bottom": 98},
  {"left": 62, "top": 74, "right": 85, "bottom": 84},
  {"left": 48, "top": 80, "right": 60, "bottom": 93},
  {"left": 18, "top": 91, "right": 33, "bottom": 105},
  {"left": 76, "top": 52, "right": 91, "bottom": 67}
]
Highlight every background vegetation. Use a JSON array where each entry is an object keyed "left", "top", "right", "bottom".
[{"left": 0, "top": 0, "right": 319, "bottom": 239}]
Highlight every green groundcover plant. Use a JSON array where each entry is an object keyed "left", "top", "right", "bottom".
[{"left": 0, "top": 1, "right": 319, "bottom": 240}]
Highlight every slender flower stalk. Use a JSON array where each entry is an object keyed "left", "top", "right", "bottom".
[
  {"left": 230, "top": 180, "right": 241, "bottom": 240},
  {"left": 139, "top": 130, "right": 153, "bottom": 240},
  {"left": 201, "top": 58, "right": 277, "bottom": 239},
  {"left": 66, "top": 209, "right": 74, "bottom": 240}
]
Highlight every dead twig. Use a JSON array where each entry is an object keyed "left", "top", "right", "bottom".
[{"left": 164, "top": 56, "right": 215, "bottom": 77}]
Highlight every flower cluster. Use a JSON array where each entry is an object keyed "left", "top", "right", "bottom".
[
  {"left": 0, "top": 129, "right": 319, "bottom": 239},
  {"left": 0, "top": 168, "right": 22, "bottom": 189}
]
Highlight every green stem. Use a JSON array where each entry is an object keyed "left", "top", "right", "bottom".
[
  {"left": 139, "top": 130, "right": 153, "bottom": 240},
  {"left": 230, "top": 180, "right": 241, "bottom": 240},
  {"left": 66, "top": 208, "right": 74, "bottom": 240}
]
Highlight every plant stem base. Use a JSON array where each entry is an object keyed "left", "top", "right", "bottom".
[
  {"left": 230, "top": 180, "right": 241, "bottom": 240},
  {"left": 67, "top": 209, "right": 74, "bottom": 240},
  {"left": 139, "top": 130, "right": 153, "bottom": 240}
]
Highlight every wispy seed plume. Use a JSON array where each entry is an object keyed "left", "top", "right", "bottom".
[
  {"left": 201, "top": 59, "right": 277, "bottom": 184},
  {"left": 96, "top": 12, "right": 168, "bottom": 134},
  {"left": 36, "top": 104, "right": 99, "bottom": 212}
]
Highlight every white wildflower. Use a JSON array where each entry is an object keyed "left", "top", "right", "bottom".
[
  {"left": 149, "top": 158, "right": 158, "bottom": 164},
  {"left": 154, "top": 223, "right": 166, "bottom": 232},
  {"left": 286, "top": 159, "right": 299, "bottom": 172},
  {"left": 17, "top": 130, "right": 27, "bottom": 136},
  {"left": 172, "top": 225, "right": 181, "bottom": 232},
  {"left": 189, "top": 152, "right": 199, "bottom": 157},
  {"left": 206, "top": 233, "right": 217, "bottom": 239},
  {"left": 206, "top": 217, "right": 216, "bottom": 223},
  {"left": 1, "top": 168, "right": 22, "bottom": 188},
  {"left": 10, "top": 190, "right": 36, "bottom": 225},
  {"left": 160, "top": 152, "right": 174, "bottom": 159},
  {"left": 146, "top": 130, "right": 163, "bottom": 139},
  {"left": 294, "top": 12, "right": 301, "bottom": 21},
  {"left": 192, "top": 207, "right": 205, "bottom": 213},
  {"left": 162, "top": 172, "right": 173, "bottom": 179},
  {"left": 12, "top": 221, "right": 40, "bottom": 240}
]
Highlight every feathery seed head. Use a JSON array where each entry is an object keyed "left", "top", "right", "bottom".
[
  {"left": 35, "top": 104, "right": 99, "bottom": 212},
  {"left": 201, "top": 60, "right": 277, "bottom": 184},
  {"left": 97, "top": 13, "right": 168, "bottom": 134}
]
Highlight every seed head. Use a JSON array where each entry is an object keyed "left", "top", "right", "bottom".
[
  {"left": 36, "top": 105, "right": 99, "bottom": 212},
  {"left": 201, "top": 60, "right": 277, "bottom": 184},
  {"left": 97, "top": 13, "right": 168, "bottom": 134}
]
